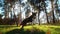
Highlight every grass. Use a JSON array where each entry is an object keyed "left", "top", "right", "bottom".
[{"left": 0, "top": 24, "right": 60, "bottom": 34}]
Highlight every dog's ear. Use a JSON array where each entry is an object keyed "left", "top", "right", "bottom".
[{"left": 32, "top": 12, "right": 37, "bottom": 16}]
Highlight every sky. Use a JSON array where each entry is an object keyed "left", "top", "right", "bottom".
[{"left": 0, "top": 0, "right": 4, "bottom": 14}]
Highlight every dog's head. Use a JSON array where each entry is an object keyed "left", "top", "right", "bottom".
[
  {"left": 32, "top": 12, "right": 37, "bottom": 19},
  {"left": 32, "top": 12, "right": 37, "bottom": 15}
]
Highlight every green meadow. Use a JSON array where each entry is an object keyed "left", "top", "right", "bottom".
[{"left": 0, "top": 25, "right": 60, "bottom": 34}]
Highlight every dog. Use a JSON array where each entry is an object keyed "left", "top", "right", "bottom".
[{"left": 20, "top": 12, "right": 36, "bottom": 28}]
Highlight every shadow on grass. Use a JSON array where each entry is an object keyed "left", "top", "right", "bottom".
[
  {"left": 6, "top": 28, "right": 46, "bottom": 34},
  {"left": 0, "top": 25, "right": 17, "bottom": 28},
  {"left": 55, "top": 28, "right": 60, "bottom": 32},
  {"left": 50, "top": 27, "right": 60, "bottom": 34}
]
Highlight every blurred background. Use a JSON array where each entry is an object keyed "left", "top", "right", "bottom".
[{"left": 0, "top": 0, "right": 60, "bottom": 25}]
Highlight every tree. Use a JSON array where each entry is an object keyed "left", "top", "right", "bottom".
[
  {"left": 25, "top": 9, "right": 31, "bottom": 18},
  {"left": 54, "top": 0, "right": 59, "bottom": 23},
  {"left": 50, "top": 0, "right": 55, "bottom": 23},
  {"left": 43, "top": 1, "right": 49, "bottom": 23},
  {"left": 0, "top": 14, "right": 3, "bottom": 24},
  {"left": 0, "top": 14, "right": 3, "bottom": 19}
]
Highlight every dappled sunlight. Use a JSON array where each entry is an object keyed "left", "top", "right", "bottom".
[
  {"left": 0, "top": 25, "right": 60, "bottom": 34},
  {"left": 4, "top": 25, "right": 45, "bottom": 34}
]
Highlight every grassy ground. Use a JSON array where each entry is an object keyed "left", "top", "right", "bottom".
[{"left": 0, "top": 24, "right": 60, "bottom": 34}]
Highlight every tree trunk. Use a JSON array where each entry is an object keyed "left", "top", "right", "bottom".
[
  {"left": 38, "top": 11, "right": 40, "bottom": 25},
  {"left": 51, "top": 0, "right": 55, "bottom": 23},
  {"left": 44, "top": 2, "right": 49, "bottom": 23},
  {"left": 4, "top": 2, "right": 8, "bottom": 18}
]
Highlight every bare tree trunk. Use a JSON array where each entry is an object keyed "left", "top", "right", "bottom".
[
  {"left": 4, "top": 0, "right": 9, "bottom": 18},
  {"left": 38, "top": 11, "right": 40, "bottom": 25},
  {"left": 13, "top": 2, "right": 18, "bottom": 26},
  {"left": 18, "top": 2, "right": 22, "bottom": 26},
  {"left": 44, "top": 1, "right": 49, "bottom": 23},
  {"left": 51, "top": 0, "right": 55, "bottom": 23},
  {"left": 55, "top": 0, "right": 59, "bottom": 23}
]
